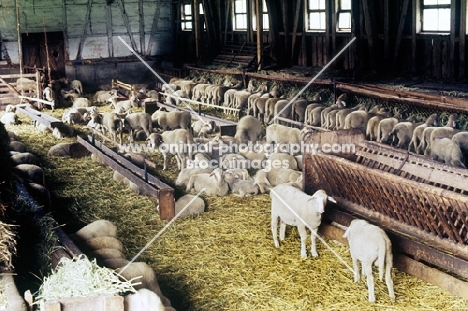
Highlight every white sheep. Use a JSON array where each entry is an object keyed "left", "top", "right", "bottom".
[
  {"left": 265, "top": 124, "right": 302, "bottom": 155},
  {"left": 101, "top": 259, "right": 173, "bottom": 308},
  {"left": 254, "top": 168, "right": 302, "bottom": 193},
  {"left": 224, "top": 169, "right": 259, "bottom": 197},
  {"left": 47, "top": 142, "right": 90, "bottom": 158},
  {"left": 70, "top": 219, "right": 118, "bottom": 242},
  {"left": 186, "top": 168, "right": 229, "bottom": 196},
  {"left": 270, "top": 184, "right": 334, "bottom": 258},
  {"left": 175, "top": 166, "right": 213, "bottom": 188},
  {"left": 147, "top": 129, "right": 194, "bottom": 170},
  {"left": 75, "top": 236, "right": 124, "bottom": 254},
  {"left": 174, "top": 194, "right": 206, "bottom": 217},
  {"left": 1, "top": 112, "right": 18, "bottom": 125},
  {"left": 10, "top": 152, "right": 38, "bottom": 165},
  {"left": 13, "top": 164, "right": 45, "bottom": 185},
  {"left": 124, "top": 288, "right": 167, "bottom": 311},
  {"left": 342, "top": 219, "right": 395, "bottom": 303},
  {"left": 426, "top": 137, "right": 466, "bottom": 168}
]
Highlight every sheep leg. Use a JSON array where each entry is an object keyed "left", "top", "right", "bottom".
[
  {"left": 162, "top": 152, "right": 168, "bottom": 170},
  {"left": 386, "top": 266, "right": 395, "bottom": 301},
  {"left": 309, "top": 227, "right": 319, "bottom": 257},
  {"left": 297, "top": 225, "right": 308, "bottom": 259},
  {"left": 362, "top": 262, "right": 375, "bottom": 303},
  {"left": 271, "top": 216, "right": 280, "bottom": 248},
  {"left": 279, "top": 221, "right": 287, "bottom": 242},
  {"left": 351, "top": 256, "right": 360, "bottom": 282}
]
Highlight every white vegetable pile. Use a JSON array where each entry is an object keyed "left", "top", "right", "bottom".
[{"left": 34, "top": 254, "right": 138, "bottom": 305}]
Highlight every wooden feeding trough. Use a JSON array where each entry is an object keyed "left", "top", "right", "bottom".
[
  {"left": 303, "top": 129, "right": 468, "bottom": 299},
  {"left": 77, "top": 135, "right": 175, "bottom": 221}
]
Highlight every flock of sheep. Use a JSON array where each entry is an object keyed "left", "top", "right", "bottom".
[{"left": 9, "top": 72, "right": 466, "bottom": 304}]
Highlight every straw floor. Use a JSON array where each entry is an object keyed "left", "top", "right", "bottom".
[{"left": 4, "top": 110, "right": 468, "bottom": 311}]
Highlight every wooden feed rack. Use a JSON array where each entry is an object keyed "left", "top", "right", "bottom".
[{"left": 303, "top": 129, "right": 468, "bottom": 300}]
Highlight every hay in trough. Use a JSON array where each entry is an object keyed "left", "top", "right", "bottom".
[
  {"left": 4, "top": 106, "right": 468, "bottom": 311},
  {"left": 33, "top": 254, "right": 136, "bottom": 305}
]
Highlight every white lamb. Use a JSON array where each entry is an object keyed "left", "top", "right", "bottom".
[
  {"left": 186, "top": 168, "right": 229, "bottom": 196},
  {"left": 270, "top": 184, "right": 335, "bottom": 258},
  {"left": 342, "top": 219, "right": 395, "bottom": 303}
]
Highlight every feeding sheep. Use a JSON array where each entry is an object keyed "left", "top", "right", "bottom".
[
  {"left": 270, "top": 184, "right": 335, "bottom": 258},
  {"left": 342, "top": 219, "right": 395, "bottom": 303}
]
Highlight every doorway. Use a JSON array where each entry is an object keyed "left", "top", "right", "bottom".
[{"left": 21, "top": 32, "right": 66, "bottom": 80}]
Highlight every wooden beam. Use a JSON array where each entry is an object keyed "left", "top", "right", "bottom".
[
  {"left": 290, "top": 0, "right": 302, "bottom": 62},
  {"left": 281, "top": 0, "right": 290, "bottom": 63},
  {"left": 224, "top": 0, "right": 232, "bottom": 44},
  {"left": 460, "top": 0, "right": 466, "bottom": 79},
  {"left": 107, "top": 2, "right": 114, "bottom": 58},
  {"left": 61, "top": 0, "right": 70, "bottom": 61},
  {"left": 383, "top": 0, "right": 389, "bottom": 61},
  {"left": 117, "top": 0, "right": 138, "bottom": 52},
  {"left": 449, "top": 0, "right": 456, "bottom": 79},
  {"left": 138, "top": 0, "right": 145, "bottom": 54},
  {"left": 411, "top": 0, "right": 417, "bottom": 74},
  {"left": 145, "top": 0, "right": 162, "bottom": 56},
  {"left": 255, "top": 0, "right": 263, "bottom": 70},
  {"left": 361, "top": 0, "right": 376, "bottom": 70},
  {"left": 393, "top": 0, "right": 410, "bottom": 64},
  {"left": 193, "top": 0, "right": 201, "bottom": 61},
  {"left": 76, "top": 0, "right": 93, "bottom": 60}
]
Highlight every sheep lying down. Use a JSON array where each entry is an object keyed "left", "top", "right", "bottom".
[
  {"left": 343, "top": 219, "right": 395, "bottom": 303},
  {"left": 270, "top": 184, "right": 335, "bottom": 259}
]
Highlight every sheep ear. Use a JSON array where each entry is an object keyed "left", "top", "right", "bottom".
[{"left": 328, "top": 196, "right": 337, "bottom": 203}]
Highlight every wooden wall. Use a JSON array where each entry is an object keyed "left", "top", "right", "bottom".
[
  {"left": 179, "top": 0, "right": 468, "bottom": 81},
  {"left": 0, "top": 0, "right": 173, "bottom": 65}
]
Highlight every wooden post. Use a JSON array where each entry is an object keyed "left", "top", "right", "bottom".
[
  {"left": 146, "top": 0, "right": 162, "bottom": 56},
  {"left": 394, "top": 0, "right": 410, "bottom": 66},
  {"left": 281, "top": 1, "right": 290, "bottom": 64},
  {"left": 460, "top": 0, "right": 466, "bottom": 79},
  {"left": 159, "top": 188, "right": 175, "bottom": 221},
  {"left": 224, "top": 0, "right": 232, "bottom": 44},
  {"left": 62, "top": 0, "right": 70, "bottom": 61},
  {"left": 290, "top": 0, "right": 302, "bottom": 63},
  {"left": 361, "top": 0, "right": 376, "bottom": 71},
  {"left": 76, "top": 0, "right": 93, "bottom": 60},
  {"left": 117, "top": 0, "right": 138, "bottom": 52},
  {"left": 411, "top": 0, "right": 417, "bottom": 75},
  {"left": 138, "top": 0, "right": 145, "bottom": 54},
  {"left": 193, "top": 0, "right": 201, "bottom": 61},
  {"left": 107, "top": 2, "right": 114, "bottom": 58},
  {"left": 449, "top": 0, "right": 456, "bottom": 79},
  {"left": 256, "top": 0, "right": 263, "bottom": 70},
  {"left": 383, "top": 0, "right": 389, "bottom": 61}
]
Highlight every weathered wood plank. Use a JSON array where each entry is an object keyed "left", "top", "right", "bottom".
[{"left": 76, "top": 0, "right": 93, "bottom": 60}]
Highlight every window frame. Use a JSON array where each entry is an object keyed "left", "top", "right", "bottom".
[
  {"left": 420, "top": 0, "right": 451, "bottom": 33},
  {"left": 336, "top": 0, "right": 352, "bottom": 32},
  {"left": 180, "top": 3, "right": 193, "bottom": 31},
  {"left": 306, "top": 0, "right": 327, "bottom": 32},
  {"left": 233, "top": 0, "right": 248, "bottom": 31},
  {"left": 252, "top": 0, "right": 269, "bottom": 31}
]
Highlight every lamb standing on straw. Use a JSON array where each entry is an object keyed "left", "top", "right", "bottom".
[{"left": 342, "top": 219, "right": 395, "bottom": 303}]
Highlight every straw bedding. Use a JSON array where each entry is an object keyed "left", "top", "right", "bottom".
[{"left": 3, "top": 109, "right": 468, "bottom": 311}]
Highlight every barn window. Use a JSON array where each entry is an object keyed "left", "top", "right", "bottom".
[
  {"left": 253, "top": 0, "right": 269, "bottom": 30},
  {"left": 421, "top": 0, "right": 451, "bottom": 32},
  {"left": 181, "top": 3, "right": 193, "bottom": 31},
  {"left": 234, "top": 0, "right": 248, "bottom": 30},
  {"left": 336, "top": 0, "right": 351, "bottom": 32},
  {"left": 307, "top": 0, "right": 326, "bottom": 31}
]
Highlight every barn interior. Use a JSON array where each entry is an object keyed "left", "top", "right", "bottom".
[{"left": 0, "top": 0, "right": 468, "bottom": 310}]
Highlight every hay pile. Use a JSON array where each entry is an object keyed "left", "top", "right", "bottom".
[{"left": 3, "top": 107, "right": 468, "bottom": 310}]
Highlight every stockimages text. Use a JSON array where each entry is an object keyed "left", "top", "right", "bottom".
[{"left": 120, "top": 140, "right": 356, "bottom": 172}]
